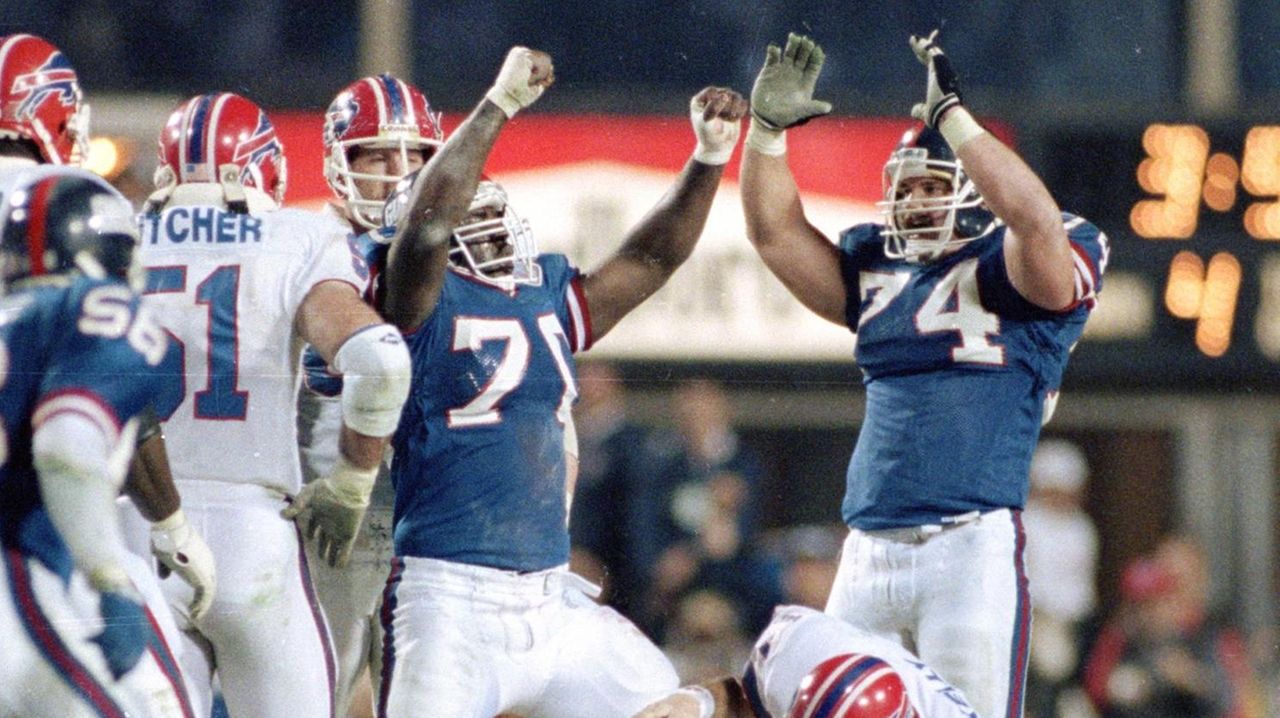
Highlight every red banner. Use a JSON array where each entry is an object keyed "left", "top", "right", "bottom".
[{"left": 270, "top": 112, "right": 1013, "bottom": 207}]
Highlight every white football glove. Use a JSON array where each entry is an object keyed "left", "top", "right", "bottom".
[
  {"left": 485, "top": 46, "right": 553, "bottom": 118},
  {"left": 150, "top": 508, "right": 216, "bottom": 624},
  {"left": 282, "top": 458, "right": 377, "bottom": 568},
  {"left": 690, "top": 87, "right": 746, "bottom": 165}
]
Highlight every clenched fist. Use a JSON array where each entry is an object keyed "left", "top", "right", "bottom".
[
  {"left": 486, "top": 46, "right": 555, "bottom": 118},
  {"left": 690, "top": 86, "right": 748, "bottom": 165}
]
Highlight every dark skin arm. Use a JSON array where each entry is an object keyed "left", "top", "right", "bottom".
[
  {"left": 582, "top": 87, "right": 748, "bottom": 341},
  {"left": 383, "top": 49, "right": 555, "bottom": 333},
  {"left": 123, "top": 414, "right": 180, "bottom": 522},
  {"left": 381, "top": 102, "right": 505, "bottom": 332}
]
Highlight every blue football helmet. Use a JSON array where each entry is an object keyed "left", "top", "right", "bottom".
[
  {"left": 0, "top": 167, "right": 140, "bottom": 292},
  {"left": 877, "top": 124, "right": 995, "bottom": 262}
]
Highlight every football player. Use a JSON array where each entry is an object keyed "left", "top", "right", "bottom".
[
  {"left": 739, "top": 32, "right": 1108, "bottom": 718},
  {"left": 633, "top": 605, "right": 980, "bottom": 718},
  {"left": 138, "top": 91, "right": 412, "bottom": 718},
  {"left": 0, "top": 167, "right": 187, "bottom": 717},
  {"left": 372, "top": 46, "right": 747, "bottom": 718},
  {"left": 0, "top": 33, "right": 205, "bottom": 717},
  {"left": 296, "top": 73, "right": 443, "bottom": 717}
]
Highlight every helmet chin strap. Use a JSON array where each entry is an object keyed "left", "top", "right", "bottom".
[{"left": 219, "top": 164, "right": 250, "bottom": 214}]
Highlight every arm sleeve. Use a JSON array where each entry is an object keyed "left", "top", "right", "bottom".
[
  {"left": 838, "top": 225, "right": 875, "bottom": 332},
  {"left": 545, "top": 254, "right": 593, "bottom": 353},
  {"left": 978, "top": 213, "right": 1109, "bottom": 318},
  {"left": 32, "top": 411, "right": 134, "bottom": 589},
  {"left": 282, "top": 213, "right": 371, "bottom": 320}
]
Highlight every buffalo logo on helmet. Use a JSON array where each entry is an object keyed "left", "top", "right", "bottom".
[
  {"left": 10, "top": 54, "right": 79, "bottom": 120},
  {"left": 323, "top": 95, "right": 358, "bottom": 147},
  {"left": 233, "top": 111, "right": 284, "bottom": 181}
]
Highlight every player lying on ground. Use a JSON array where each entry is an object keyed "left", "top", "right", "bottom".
[{"left": 634, "top": 605, "right": 980, "bottom": 718}]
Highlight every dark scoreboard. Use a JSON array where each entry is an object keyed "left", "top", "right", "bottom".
[{"left": 1043, "top": 123, "right": 1280, "bottom": 391}]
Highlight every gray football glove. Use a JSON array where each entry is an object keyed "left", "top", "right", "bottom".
[
  {"left": 750, "top": 33, "right": 833, "bottom": 130},
  {"left": 283, "top": 460, "right": 376, "bottom": 568}
]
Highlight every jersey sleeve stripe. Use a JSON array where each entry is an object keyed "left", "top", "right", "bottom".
[
  {"left": 565, "top": 276, "right": 593, "bottom": 353},
  {"left": 32, "top": 390, "right": 122, "bottom": 445},
  {"left": 5, "top": 549, "right": 130, "bottom": 718},
  {"left": 1068, "top": 241, "right": 1098, "bottom": 302}
]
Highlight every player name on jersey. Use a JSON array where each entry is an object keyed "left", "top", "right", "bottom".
[{"left": 140, "top": 207, "right": 263, "bottom": 245}]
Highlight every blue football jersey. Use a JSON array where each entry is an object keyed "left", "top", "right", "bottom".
[
  {"left": 838, "top": 214, "right": 1108, "bottom": 529},
  {"left": 392, "top": 255, "right": 591, "bottom": 571},
  {"left": 0, "top": 278, "right": 178, "bottom": 580}
]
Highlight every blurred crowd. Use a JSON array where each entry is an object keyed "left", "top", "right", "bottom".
[{"left": 571, "top": 363, "right": 1277, "bottom": 718}]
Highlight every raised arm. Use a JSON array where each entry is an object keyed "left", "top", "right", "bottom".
[
  {"left": 909, "top": 30, "right": 1075, "bottom": 310},
  {"left": 581, "top": 86, "right": 747, "bottom": 340},
  {"left": 740, "top": 34, "right": 848, "bottom": 326},
  {"left": 382, "top": 46, "right": 554, "bottom": 332}
]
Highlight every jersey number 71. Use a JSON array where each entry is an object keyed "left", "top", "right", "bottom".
[{"left": 447, "top": 314, "right": 576, "bottom": 428}]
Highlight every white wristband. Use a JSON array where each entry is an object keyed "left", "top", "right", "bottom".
[
  {"left": 676, "top": 686, "right": 716, "bottom": 718},
  {"left": 745, "top": 118, "right": 786, "bottom": 156},
  {"left": 484, "top": 86, "right": 523, "bottom": 119},
  {"left": 693, "top": 142, "right": 734, "bottom": 166},
  {"left": 938, "top": 107, "right": 986, "bottom": 150}
]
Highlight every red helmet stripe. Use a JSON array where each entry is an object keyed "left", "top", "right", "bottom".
[
  {"left": 176, "top": 96, "right": 200, "bottom": 176},
  {"left": 363, "top": 77, "right": 389, "bottom": 127},
  {"left": 0, "top": 34, "right": 33, "bottom": 79},
  {"left": 394, "top": 76, "right": 416, "bottom": 125},
  {"left": 26, "top": 175, "right": 57, "bottom": 276}
]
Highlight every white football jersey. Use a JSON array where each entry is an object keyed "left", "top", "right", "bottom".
[
  {"left": 748, "top": 606, "right": 980, "bottom": 718},
  {"left": 0, "top": 157, "right": 38, "bottom": 188},
  {"left": 139, "top": 205, "right": 367, "bottom": 494}
]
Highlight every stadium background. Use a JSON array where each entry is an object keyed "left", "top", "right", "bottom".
[{"left": 7, "top": 0, "right": 1279, "bottom": 710}]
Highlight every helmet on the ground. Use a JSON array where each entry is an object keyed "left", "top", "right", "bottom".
[{"left": 789, "top": 653, "right": 919, "bottom": 718}]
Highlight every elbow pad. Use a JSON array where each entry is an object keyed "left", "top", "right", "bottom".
[{"left": 332, "top": 324, "right": 412, "bottom": 438}]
